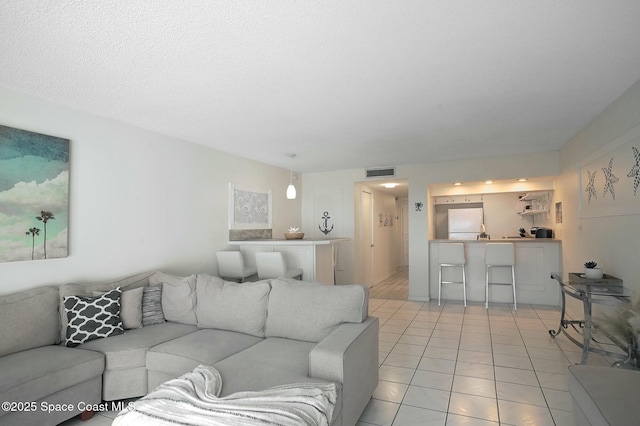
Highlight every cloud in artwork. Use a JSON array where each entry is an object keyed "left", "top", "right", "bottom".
[
  {"left": 0, "top": 216, "right": 68, "bottom": 262},
  {"left": 0, "top": 170, "right": 68, "bottom": 214},
  {"left": 0, "top": 170, "right": 69, "bottom": 263}
]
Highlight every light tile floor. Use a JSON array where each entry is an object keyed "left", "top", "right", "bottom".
[{"left": 359, "top": 297, "right": 619, "bottom": 426}]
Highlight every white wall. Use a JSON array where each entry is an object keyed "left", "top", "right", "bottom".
[
  {"left": 0, "top": 86, "right": 300, "bottom": 294},
  {"left": 482, "top": 192, "right": 555, "bottom": 238},
  {"left": 556, "top": 77, "right": 640, "bottom": 299},
  {"left": 303, "top": 151, "right": 560, "bottom": 299}
]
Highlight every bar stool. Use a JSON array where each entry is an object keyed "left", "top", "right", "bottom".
[
  {"left": 485, "top": 243, "right": 516, "bottom": 310},
  {"left": 438, "top": 243, "right": 467, "bottom": 307},
  {"left": 255, "top": 252, "right": 303, "bottom": 280},
  {"left": 216, "top": 251, "right": 257, "bottom": 282}
]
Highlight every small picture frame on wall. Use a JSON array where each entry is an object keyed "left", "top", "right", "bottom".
[{"left": 555, "top": 202, "right": 563, "bottom": 224}]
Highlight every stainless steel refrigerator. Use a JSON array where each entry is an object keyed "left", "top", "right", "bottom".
[{"left": 448, "top": 208, "right": 484, "bottom": 240}]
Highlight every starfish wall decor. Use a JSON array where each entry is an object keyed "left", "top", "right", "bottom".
[
  {"left": 602, "top": 157, "right": 619, "bottom": 200},
  {"left": 627, "top": 146, "right": 640, "bottom": 196},
  {"left": 585, "top": 170, "right": 597, "bottom": 204}
]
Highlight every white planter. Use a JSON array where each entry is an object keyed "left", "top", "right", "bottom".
[{"left": 584, "top": 268, "right": 603, "bottom": 279}]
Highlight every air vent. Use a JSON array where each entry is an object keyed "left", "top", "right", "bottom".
[{"left": 366, "top": 167, "right": 396, "bottom": 179}]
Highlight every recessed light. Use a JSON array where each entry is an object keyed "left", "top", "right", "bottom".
[
  {"left": 517, "top": 178, "right": 528, "bottom": 182},
  {"left": 382, "top": 183, "right": 398, "bottom": 189},
  {"left": 485, "top": 180, "right": 494, "bottom": 184},
  {"left": 453, "top": 182, "right": 462, "bottom": 186}
]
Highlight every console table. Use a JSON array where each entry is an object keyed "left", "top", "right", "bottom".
[{"left": 549, "top": 273, "right": 630, "bottom": 364}]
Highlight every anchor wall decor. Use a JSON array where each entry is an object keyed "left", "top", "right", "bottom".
[{"left": 318, "top": 211, "right": 334, "bottom": 235}]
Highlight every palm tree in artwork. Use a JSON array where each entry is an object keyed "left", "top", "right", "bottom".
[
  {"left": 36, "top": 211, "right": 55, "bottom": 259},
  {"left": 25, "top": 227, "right": 41, "bottom": 260}
]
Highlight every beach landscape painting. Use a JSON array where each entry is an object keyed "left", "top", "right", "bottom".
[{"left": 0, "top": 125, "right": 69, "bottom": 263}]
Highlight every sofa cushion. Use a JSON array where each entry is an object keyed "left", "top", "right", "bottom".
[
  {"left": 146, "top": 329, "right": 263, "bottom": 379},
  {"left": 266, "top": 279, "right": 369, "bottom": 342},
  {"left": 63, "top": 287, "right": 124, "bottom": 347},
  {"left": 212, "top": 337, "right": 317, "bottom": 394},
  {"left": 78, "top": 322, "right": 198, "bottom": 371},
  {"left": 212, "top": 337, "right": 342, "bottom": 424},
  {"left": 59, "top": 270, "right": 155, "bottom": 341},
  {"left": 142, "top": 283, "right": 165, "bottom": 326},
  {"left": 0, "top": 287, "right": 60, "bottom": 356},
  {"left": 567, "top": 365, "right": 640, "bottom": 426},
  {"left": 0, "top": 345, "right": 104, "bottom": 406},
  {"left": 150, "top": 272, "right": 197, "bottom": 325},
  {"left": 196, "top": 274, "right": 271, "bottom": 337}
]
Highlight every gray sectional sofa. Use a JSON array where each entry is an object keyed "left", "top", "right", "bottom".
[
  {"left": 567, "top": 364, "right": 640, "bottom": 426},
  {"left": 0, "top": 271, "right": 379, "bottom": 426}
]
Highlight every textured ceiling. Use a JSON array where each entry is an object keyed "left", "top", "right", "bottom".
[{"left": 2, "top": 1, "right": 640, "bottom": 173}]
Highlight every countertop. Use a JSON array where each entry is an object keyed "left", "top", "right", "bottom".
[
  {"left": 229, "top": 238, "right": 350, "bottom": 245},
  {"left": 430, "top": 238, "right": 561, "bottom": 243}
]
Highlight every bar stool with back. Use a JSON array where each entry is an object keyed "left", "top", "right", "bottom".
[
  {"left": 215, "top": 251, "right": 257, "bottom": 283},
  {"left": 484, "top": 242, "right": 517, "bottom": 310},
  {"left": 255, "top": 252, "right": 303, "bottom": 280},
  {"left": 438, "top": 243, "right": 467, "bottom": 307}
]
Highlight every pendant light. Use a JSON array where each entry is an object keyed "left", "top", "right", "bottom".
[{"left": 286, "top": 153, "right": 297, "bottom": 199}]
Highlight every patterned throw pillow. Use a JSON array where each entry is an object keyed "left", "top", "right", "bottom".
[
  {"left": 64, "top": 287, "right": 124, "bottom": 347},
  {"left": 142, "top": 283, "right": 165, "bottom": 326}
]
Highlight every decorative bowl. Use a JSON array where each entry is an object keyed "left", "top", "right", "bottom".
[{"left": 284, "top": 232, "right": 304, "bottom": 240}]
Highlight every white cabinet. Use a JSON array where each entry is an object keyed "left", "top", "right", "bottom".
[
  {"left": 461, "top": 194, "right": 483, "bottom": 203},
  {"left": 435, "top": 194, "right": 483, "bottom": 204}
]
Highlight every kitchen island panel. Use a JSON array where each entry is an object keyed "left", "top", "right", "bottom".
[
  {"left": 228, "top": 238, "right": 348, "bottom": 285},
  {"left": 430, "top": 240, "right": 561, "bottom": 306}
]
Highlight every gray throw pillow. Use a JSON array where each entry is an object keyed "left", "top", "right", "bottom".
[
  {"left": 142, "top": 284, "right": 165, "bottom": 326},
  {"left": 64, "top": 287, "right": 124, "bottom": 347}
]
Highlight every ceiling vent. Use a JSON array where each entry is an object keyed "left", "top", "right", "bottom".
[{"left": 365, "top": 167, "right": 396, "bottom": 179}]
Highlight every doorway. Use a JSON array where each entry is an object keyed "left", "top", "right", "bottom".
[
  {"left": 356, "top": 180, "right": 409, "bottom": 298},
  {"left": 360, "top": 190, "right": 374, "bottom": 287}
]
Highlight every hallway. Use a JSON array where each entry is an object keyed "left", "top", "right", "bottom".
[{"left": 368, "top": 266, "right": 409, "bottom": 300}]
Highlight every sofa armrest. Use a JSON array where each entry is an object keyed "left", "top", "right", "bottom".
[{"left": 309, "top": 316, "right": 378, "bottom": 426}]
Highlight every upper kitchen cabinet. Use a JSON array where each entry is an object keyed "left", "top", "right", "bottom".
[
  {"left": 517, "top": 191, "right": 552, "bottom": 217},
  {"left": 435, "top": 194, "right": 484, "bottom": 204}
]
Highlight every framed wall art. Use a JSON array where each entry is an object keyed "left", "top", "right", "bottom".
[
  {"left": 228, "top": 183, "right": 272, "bottom": 230},
  {"left": 0, "top": 125, "right": 70, "bottom": 263},
  {"left": 578, "top": 123, "right": 640, "bottom": 218}
]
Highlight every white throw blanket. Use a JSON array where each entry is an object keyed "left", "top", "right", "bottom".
[{"left": 112, "top": 365, "right": 338, "bottom": 426}]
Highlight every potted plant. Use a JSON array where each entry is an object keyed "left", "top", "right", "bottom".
[
  {"left": 596, "top": 293, "right": 640, "bottom": 369},
  {"left": 584, "top": 261, "right": 604, "bottom": 279}
]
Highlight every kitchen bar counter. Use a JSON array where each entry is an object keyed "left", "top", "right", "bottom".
[
  {"left": 432, "top": 238, "right": 561, "bottom": 242},
  {"left": 228, "top": 238, "right": 349, "bottom": 285},
  {"left": 429, "top": 239, "right": 561, "bottom": 306},
  {"left": 229, "top": 238, "right": 349, "bottom": 245}
]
